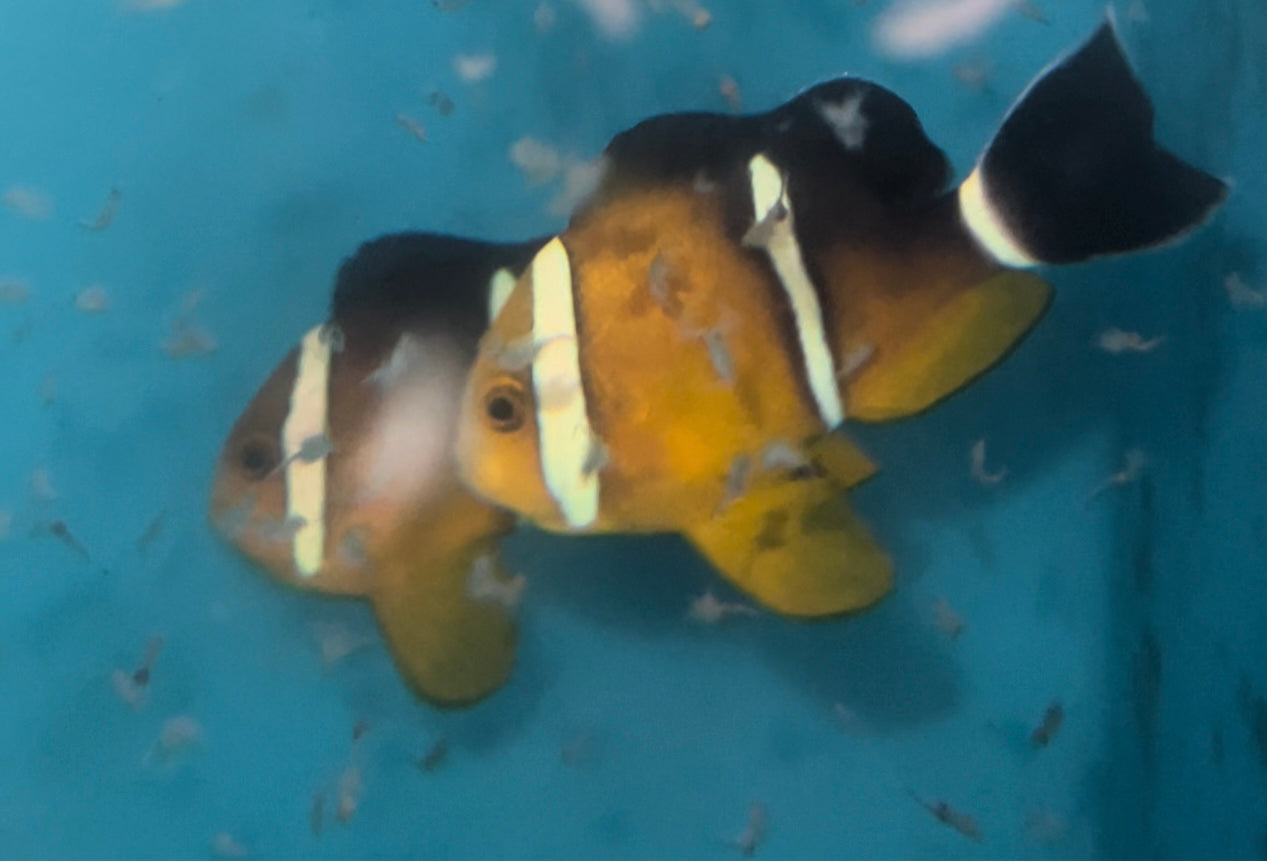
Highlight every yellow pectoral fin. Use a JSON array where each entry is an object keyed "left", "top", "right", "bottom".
[
  {"left": 370, "top": 530, "right": 519, "bottom": 708},
  {"left": 685, "top": 477, "right": 892, "bottom": 618},
  {"left": 847, "top": 271, "right": 1053, "bottom": 422}
]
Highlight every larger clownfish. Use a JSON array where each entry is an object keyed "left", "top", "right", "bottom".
[
  {"left": 454, "top": 19, "right": 1228, "bottom": 618},
  {"left": 209, "top": 232, "right": 546, "bottom": 706}
]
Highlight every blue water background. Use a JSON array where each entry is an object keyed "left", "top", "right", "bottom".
[{"left": 0, "top": 0, "right": 1264, "bottom": 857}]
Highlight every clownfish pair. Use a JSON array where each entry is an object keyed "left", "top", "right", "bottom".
[{"left": 211, "top": 18, "right": 1227, "bottom": 706}]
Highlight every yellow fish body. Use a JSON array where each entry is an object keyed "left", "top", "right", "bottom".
[{"left": 455, "top": 20, "right": 1226, "bottom": 617}]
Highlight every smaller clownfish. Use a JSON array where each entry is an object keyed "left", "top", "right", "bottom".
[{"left": 209, "top": 232, "right": 546, "bottom": 706}]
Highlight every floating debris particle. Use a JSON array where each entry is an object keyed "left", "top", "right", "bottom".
[
  {"left": 688, "top": 590, "right": 758, "bottom": 625},
  {"left": 546, "top": 156, "right": 605, "bottom": 217},
  {"left": 952, "top": 58, "right": 991, "bottom": 89},
  {"left": 582, "top": 435, "right": 609, "bottom": 477},
  {"left": 120, "top": 0, "right": 185, "bottom": 11},
  {"left": 1225, "top": 272, "right": 1265, "bottom": 308},
  {"left": 873, "top": 0, "right": 1015, "bottom": 61},
  {"left": 162, "top": 321, "right": 218, "bottom": 358},
  {"left": 560, "top": 732, "right": 597, "bottom": 767},
  {"left": 75, "top": 284, "right": 112, "bottom": 313},
  {"left": 702, "top": 329, "right": 736, "bottom": 386},
  {"left": 818, "top": 93, "right": 869, "bottom": 151},
  {"left": 211, "top": 832, "right": 246, "bottom": 859},
  {"left": 396, "top": 113, "right": 428, "bottom": 144},
  {"left": 719, "top": 74, "right": 742, "bottom": 112},
  {"left": 730, "top": 801, "right": 767, "bottom": 857},
  {"left": 288, "top": 432, "right": 335, "bottom": 466},
  {"left": 679, "top": 0, "right": 712, "bottom": 29},
  {"left": 149, "top": 714, "right": 203, "bottom": 762},
  {"left": 0, "top": 278, "right": 31, "bottom": 304},
  {"left": 30, "top": 467, "right": 57, "bottom": 502},
  {"left": 336, "top": 763, "right": 361, "bottom": 822},
  {"left": 3, "top": 185, "right": 53, "bottom": 220},
  {"left": 970, "top": 438, "right": 1007, "bottom": 485},
  {"left": 1096, "top": 327, "right": 1164, "bottom": 354},
  {"left": 312, "top": 621, "right": 375, "bottom": 666},
  {"left": 419, "top": 739, "right": 450, "bottom": 773},
  {"left": 1085, "top": 449, "right": 1147, "bottom": 504},
  {"left": 113, "top": 635, "right": 164, "bottom": 708},
  {"left": 79, "top": 187, "right": 122, "bottom": 231},
  {"left": 647, "top": 254, "right": 680, "bottom": 316},
  {"left": 137, "top": 509, "right": 167, "bottom": 553},
  {"left": 310, "top": 790, "right": 326, "bottom": 836},
  {"left": 907, "top": 789, "right": 982, "bottom": 842},
  {"left": 533, "top": 1, "right": 556, "bottom": 31},
  {"left": 352, "top": 718, "right": 371, "bottom": 742},
  {"left": 718, "top": 454, "right": 752, "bottom": 512},
  {"left": 742, "top": 193, "right": 788, "bottom": 248},
  {"left": 466, "top": 553, "right": 527, "bottom": 610},
  {"left": 427, "top": 89, "right": 455, "bottom": 116},
  {"left": 509, "top": 137, "right": 562, "bottom": 186},
  {"left": 1030, "top": 700, "right": 1064, "bottom": 748},
  {"left": 837, "top": 342, "right": 875, "bottom": 381},
  {"left": 1013, "top": 0, "right": 1048, "bottom": 24},
  {"left": 38, "top": 374, "right": 57, "bottom": 407},
  {"left": 337, "top": 527, "right": 370, "bottom": 568},
  {"left": 760, "top": 440, "right": 812, "bottom": 475},
  {"left": 486, "top": 331, "right": 560, "bottom": 372},
  {"left": 932, "top": 597, "right": 965, "bottom": 638},
  {"left": 575, "top": 0, "right": 642, "bottom": 40},
  {"left": 47, "top": 520, "right": 90, "bottom": 560},
  {"left": 1025, "top": 807, "right": 1068, "bottom": 844},
  {"left": 453, "top": 52, "right": 496, "bottom": 83}
]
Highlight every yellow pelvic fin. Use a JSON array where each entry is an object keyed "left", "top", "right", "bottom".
[
  {"left": 806, "top": 432, "right": 879, "bottom": 488},
  {"left": 368, "top": 497, "right": 519, "bottom": 707},
  {"left": 847, "top": 271, "right": 1052, "bottom": 422},
  {"left": 685, "top": 477, "right": 892, "bottom": 618}
]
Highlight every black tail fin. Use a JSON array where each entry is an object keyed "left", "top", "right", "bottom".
[{"left": 960, "top": 16, "right": 1229, "bottom": 266}]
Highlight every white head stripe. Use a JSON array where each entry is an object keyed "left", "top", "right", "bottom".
[
  {"left": 958, "top": 166, "right": 1038, "bottom": 267},
  {"left": 488, "top": 268, "right": 516, "bottom": 323},
  {"left": 529, "top": 238, "right": 600, "bottom": 529},
  {"left": 281, "top": 325, "right": 333, "bottom": 576},
  {"left": 747, "top": 154, "right": 845, "bottom": 428}
]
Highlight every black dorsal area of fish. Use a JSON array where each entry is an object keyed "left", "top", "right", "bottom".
[
  {"left": 770, "top": 78, "right": 951, "bottom": 206},
  {"left": 329, "top": 232, "right": 545, "bottom": 353},
  {"left": 979, "top": 19, "right": 1229, "bottom": 263},
  {"left": 589, "top": 77, "right": 951, "bottom": 249}
]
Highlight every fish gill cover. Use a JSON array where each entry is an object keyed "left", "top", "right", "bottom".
[{"left": 0, "top": 0, "right": 1265, "bottom": 858}]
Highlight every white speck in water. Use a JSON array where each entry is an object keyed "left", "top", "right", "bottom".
[
  {"left": 453, "top": 52, "right": 496, "bottom": 83},
  {"left": 75, "top": 284, "right": 111, "bottom": 313}
]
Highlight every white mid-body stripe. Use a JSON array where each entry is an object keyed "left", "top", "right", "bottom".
[
  {"left": 529, "top": 238, "right": 600, "bottom": 529},
  {"left": 488, "top": 267, "right": 516, "bottom": 323},
  {"left": 747, "top": 154, "right": 845, "bottom": 428},
  {"left": 958, "top": 166, "right": 1038, "bottom": 267},
  {"left": 281, "top": 325, "right": 333, "bottom": 576}
]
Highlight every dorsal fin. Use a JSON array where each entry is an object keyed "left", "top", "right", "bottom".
[
  {"left": 587, "top": 77, "right": 950, "bottom": 221},
  {"left": 329, "top": 233, "right": 547, "bottom": 349}
]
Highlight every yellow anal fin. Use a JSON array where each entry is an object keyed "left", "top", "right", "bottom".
[
  {"left": 368, "top": 494, "right": 520, "bottom": 707},
  {"left": 685, "top": 477, "right": 892, "bottom": 618},
  {"left": 370, "top": 537, "right": 519, "bottom": 707},
  {"left": 847, "top": 271, "right": 1052, "bottom": 422},
  {"left": 806, "top": 431, "right": 879, "bottom": 488}
]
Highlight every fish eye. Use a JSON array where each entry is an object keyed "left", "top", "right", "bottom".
[
  {"left": 239, "top": 434, "right": 280, "bottom": 480},
  {"left": 483, "top": 381, "right": 527, "bottom": 433}
]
